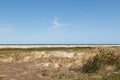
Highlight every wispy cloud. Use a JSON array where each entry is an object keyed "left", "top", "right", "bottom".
[{"left": 52, "top": 17, "right": 70, "bottom": 29}]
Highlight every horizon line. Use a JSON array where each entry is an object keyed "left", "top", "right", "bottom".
[{"left": 0, "top": 44, "right": 120, "bottom": 45}]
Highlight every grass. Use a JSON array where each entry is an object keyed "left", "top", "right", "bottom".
[
  {"left": 101, "top": 73, "right": 120, "bottom": 80},
  {"left": 0, "top": 46, "right": 120, "bottom": 80},
  {"left": 0, "top": 47, "right": 92, "bottom": 62},
  {"left": 81, "top": 48, "right": 120, "bottom": 73},
  {"left": 0, "top": 47, "right": 92, "bottom": 51}
]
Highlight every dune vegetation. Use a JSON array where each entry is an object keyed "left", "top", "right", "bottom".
[{"left": 0, "top": 46, "right": 120, "bottom": 80}]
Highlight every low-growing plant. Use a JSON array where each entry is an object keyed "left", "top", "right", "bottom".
[
  {"left": 101, "top": 73, "right": 120, "bottom": 80},
  {"left": 57, "top": 74, "right": 66, "bottom": 79},
  {"left": 81, "top": 54, "right": 101, "bottom": 73},
  {"left": 81, "top": 48, "right": 120, "bottom": 73}
]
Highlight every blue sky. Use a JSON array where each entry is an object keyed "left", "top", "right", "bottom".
[{"left": 0, "top": 0, "right": 120, "bottom": 44}]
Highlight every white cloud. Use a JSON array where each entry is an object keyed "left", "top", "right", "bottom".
[{"left": 52, "top": 17, "right": 70, "bottom": 29}]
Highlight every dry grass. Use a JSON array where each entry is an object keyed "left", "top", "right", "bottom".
[{"left": 0, "top": 46, "right": 120, "bottom": 80}]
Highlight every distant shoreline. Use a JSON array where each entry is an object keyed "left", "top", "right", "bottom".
[
  {"left": 0, "top": 44, "right": 120, "bottom": 48},
  {"left": 0, "top": 44, "right": 120, "bottom": 45}
]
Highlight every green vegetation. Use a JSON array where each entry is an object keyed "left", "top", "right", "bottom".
[
  {"left": 81, "top": 48, "right": 120, "bottom": 73},
  {"left": 0, "top": 47, "right": 92, "bottom": 51},
  {"left": 81, "top": 55, "right": 101, "bottom": 73},
  {"left": 101, "top": 73, "right": 120, "bottom": 80}
]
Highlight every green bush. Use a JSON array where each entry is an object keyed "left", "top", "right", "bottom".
[
  {"left": 81, "top": 54, "right": 101, "bottom": 73},
  {"left": 81, "top": 48, "right": 120, "bottom": 73}
]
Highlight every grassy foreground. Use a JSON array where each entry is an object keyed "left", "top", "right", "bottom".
[{"left": 0, "top": 46, "right": 120, "bottom": 80}]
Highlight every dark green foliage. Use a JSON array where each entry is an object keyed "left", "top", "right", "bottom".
[
  {"left": 81, "top": 54, "right": 101, "bottom": 73},
  {"left": 81, "top": 48, "right": 120, "bottom": 73}
]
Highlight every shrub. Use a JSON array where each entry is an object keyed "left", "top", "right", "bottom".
[
  {"left": 81, "top": 54, "right": 101, "bottom": 73},
  {"left": 81, "top": 48, "right": 120, "bottom": 73}
]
